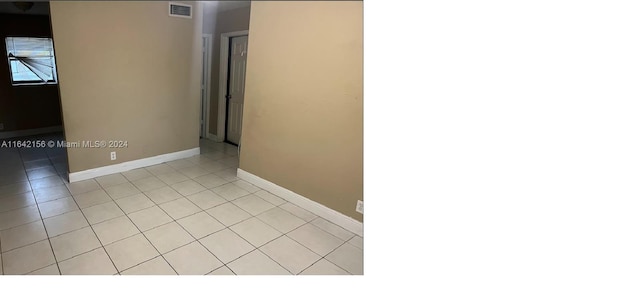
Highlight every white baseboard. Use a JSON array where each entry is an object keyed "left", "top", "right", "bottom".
[
  {"left": 0, "top": 126, "right": 63, "bottom": 140},
  {"left": 69, "top": 147, "right": 200, "bottom": 183},
  {"left": 237, "top": 168, "right": 363, "bottom": 237}
]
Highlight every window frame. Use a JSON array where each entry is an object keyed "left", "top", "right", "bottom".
[{"left": 5, "top": 36, "right": 59, "bottom": 86}]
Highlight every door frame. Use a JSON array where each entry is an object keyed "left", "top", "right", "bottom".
[
  {"left": 201, "top": 33, "right": 214, "bottom": 139},
  {"left": 217, "top": 30, "right": 249, "bottom": 142}
]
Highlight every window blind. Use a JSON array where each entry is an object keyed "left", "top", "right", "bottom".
[{"left": 5, "top": 37, "right": 56, "bottom": 83}]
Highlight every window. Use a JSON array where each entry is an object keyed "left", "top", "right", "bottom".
[{"left": 5, "top": 37, "right": 58, "bottom": 85}]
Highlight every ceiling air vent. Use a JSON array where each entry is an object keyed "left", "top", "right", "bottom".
[{"left": 169, "top": 2, "right": 192, "bottom": 18}]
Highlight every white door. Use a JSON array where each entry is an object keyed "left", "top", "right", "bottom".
[{"left": 226, "top": 35, "right": 248, "bottom": 145}]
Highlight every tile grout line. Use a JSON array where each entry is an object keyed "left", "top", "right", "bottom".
[
  {"left": 92, "top": 174, "right": 179, "bottom": 275},
  {"left": 106, "top": 170, "right": 185, "bottom": 275},
  {"left": 135, "top": 177, "right": 233, "bottom": 275},
  {"left": 66, "top": 181, "right": 121, "bottom": 275},
  {"left": 4, "top": 140, "right": 359, "bottom": 275},
  {"left": 19, "top": 143, "right": 63, "bottom": 275}
]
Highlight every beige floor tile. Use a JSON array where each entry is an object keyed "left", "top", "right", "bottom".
[
  {"left": 256, "top": 207, "right": 306, "bottom": 233},
  {"left": 114, "top": 193, "right": 155, "bottom": 214},
  {"left": 128, "top": 206, "right": 173, "bottom": 232},
  {"left": 186, "top": 190, "right": 226, "bottom": 210},
  {"left": 166, "top": 159, "right": 196, "bottom": 170},
  {"left": 231, "top": 180, "right": 261, "bottom": 193},
  {"left": 230, "top": 217, "right": 281, "bottom": 247},
  {"left": 193, "top": 173, "right": 228, "bottom": 189},
  {"left": 211, "top": 183, "right": 250, "bottom": 201},
  {"left": 0, "top": 192, "right": 36, "bottom": 213},
  {"left": 177, "top": 212, "right": 224, "bottom": 239},
  {"left": 232, "top": 194, "right": 276, "bottom": 216},
  {"left": 50, "top": 227, "right": 101, "bottom": 261},
  {"left": 91, "top": 216, "right": 140, "bottom": 245},
  {"left": 310, "top": 218, "right": 355, "bottom": 241},
  {"left": 177, "top": 166, "right": 211, "bottom": 179},
  {"left": 26, "top": 166, "right": 57, "bottom": 180},
  {"left": 199, "top": 229, "right": 255, "bottom": 264},
  {"left": 30, "top": 176, "right": 64, "bottom": 190},
  {"left": 104, "top": 182, "right": 141, "bottom": 200},
  {"left": 67, "top": 179, "right": 101, "bottom": 195},
  {"left": 28, "top": 263, "right": 60, "bottom": 275},
  {"left": 33, "top": 184, "right": 70, "bottom": 203},
  {"left": 287, "top": 223, "right": 344, "bottom": 256},
  {"left": 207, "top": 266, "right": 234, "bottom": 275},
  {"left": 82, "top": 201, "right": 125, "bottom": 225},
  {"left": 156, "top": 172, "right": 190, "bottom": 185},
  {"left": 0, "top": 205, "right": 41, "bottom": 231},
  {"left": 199, "top": 161, "right": 231, "bottom": 172},
  {"left": 325, "top": 243, "right": 363, "bottom": 275},
  {"left": 43, "top": 210, "right": 89, "bottom": 237},
  {"left": 227, "top": 250, "right": 290, "bottom": 275},
  {"left": 0, "top": 182, "right": 31, "bottom": 197},
  {"left": 348, "top": 235, "right": 363, "bottom": 249},
  {"left": 144, "top": 186, "right": 182, "bottom": 204},
  {"left": 260, "top": 236, "right": 321, "bottom": 274},
  {"left": 121, "top": 168, "right": 152, "bottom": 182},
  {"left": 300, "top": 259, "right": 349, "bottom": 275},
  {"left": 2, "top": 240, "right": 56, "bottom": 274},
  {"left": 95, "top": 173, "right": 128, "bottom": 188},
  {"left": 121, "top": 256, "right": 176, "bottom": 275},
  {"left": 146, "top": 164, "right": 177, "bottom": 176},
  {"left": 132, "top": 176, "right": 166, "bottom": 192},
  {"left": 39, "top": 196, "right": 78, "bottom": 219},
  {"left": 206, "top": 202, "right": 251, "bottom": 226},
  {"left": 170, "top": 180, "right": 207, "bottom": 196},
  {"left": 73, "top": 189, "right": 112, "bottom": 209},
  {"left": 253, "top": 190, "right": 286, "bottom": 206},
  {"left": 215, "top": 168, "right": 239, "bottom": 182},
  {"left": 58, "top": 247, "right": 117, "bottom": 275},
  {"left": 158, "top": 198, "right": 200, "bottom": 219},
  {"left": 163, "top": 242, "right": 223, "bottom": 275},
  {"left": 279, "top": 203, "right": 317, "bottom": 222},
  {"left": 104, "top": 234, "right": 159, "bottom": 272},
  {"left": 0, "top": 220, "right": 47, "bottom": 253},
  {"left": 143, "top": 222, "right": 194, "bottom": 254}
]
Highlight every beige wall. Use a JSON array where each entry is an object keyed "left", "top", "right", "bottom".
[
  {"left": 207, "top": 6, "right": 251, "bottom": 136},
  {"left": 50, "top": 1, "right": 202, "bottom": 173},
  {"left": 240, "top": 1, "right": 363, "bottom": 221}
]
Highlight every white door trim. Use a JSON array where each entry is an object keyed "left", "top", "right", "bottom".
[
  {"left": 201, "top": 33, "right": 213, "bottom": 139},
  {"left": 217, "top": 30, "right": 249, "bottom": 142}
]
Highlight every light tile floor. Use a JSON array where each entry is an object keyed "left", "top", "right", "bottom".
[{"left": 0, "top": 133, "right": 363, "bottom": 275}]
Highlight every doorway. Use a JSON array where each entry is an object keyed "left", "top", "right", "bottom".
[{"left": 217, "top": 30, "right": 248, "bottom": 146}]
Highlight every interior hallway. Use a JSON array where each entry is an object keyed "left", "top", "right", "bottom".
[{"left": 0, "top": 134, "right": 363, "bottom": 275}]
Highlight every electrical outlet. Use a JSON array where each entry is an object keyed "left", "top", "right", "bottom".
[
  {"left": 0, "top": 123, "right": 4, "bottom": 130},
  {"left": 110, "top": 152, "right": 116, "bottom": 161},
  {"left": 356, "top": 200, "right": 363, "bottom": 214}
]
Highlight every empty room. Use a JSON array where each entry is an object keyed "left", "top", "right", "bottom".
[{"left": 0, "top": 0, "right": 363, "bottom": 278}]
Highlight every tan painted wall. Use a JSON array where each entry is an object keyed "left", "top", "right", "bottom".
[
  {"left": 50, "top": 1, "right": 202, "bottom": 173},
  {"left": 240, "top": 1, "right": 363, "bottom": 221},
  {"left": 207, "top": 6, "right": 251, "bottom": 136}
]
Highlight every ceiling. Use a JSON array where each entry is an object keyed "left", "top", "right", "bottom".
[{"left": 0, "top": 2, "right": 50, "bottom": 15}]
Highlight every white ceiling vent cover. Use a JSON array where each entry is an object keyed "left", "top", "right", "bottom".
[{"left": 169, "top": 2, "right": 192, "bottom": 18}]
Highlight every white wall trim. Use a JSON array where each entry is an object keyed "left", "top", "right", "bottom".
[
  {"left": 69, "top": 147, "right": 200, "bottom": 183},
  {"left": 201, "top": 33, "right": 213, "bottom": 139},
  {"left": 0, "top": 126, "right": 63, "bottom": 140},
  {"left": 217, "top": 30, "right": 249, "bottom": 142},
  {"left": 237, "top": 168, "right": 363, "bottom": 236}
]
